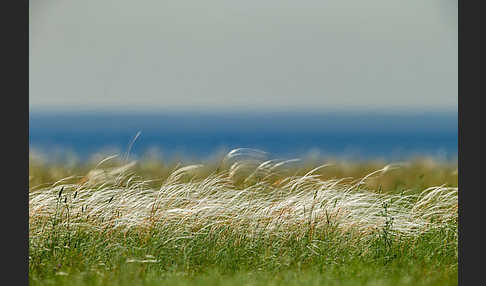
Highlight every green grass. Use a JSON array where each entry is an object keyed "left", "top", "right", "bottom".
[
  {"left": 29, "top": 220, "right": 457, "bottom": 286},
  {"left": 29, "top": 149, "right": 457, "bottom": 285}
]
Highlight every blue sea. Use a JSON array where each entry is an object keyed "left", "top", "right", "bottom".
[{"left": 29, "top": 111, "right": 457, "bottom": 162}]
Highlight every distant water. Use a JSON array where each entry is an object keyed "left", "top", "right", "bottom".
[{"left": 29, "top": 111, "right": 457, "bottom": 162}]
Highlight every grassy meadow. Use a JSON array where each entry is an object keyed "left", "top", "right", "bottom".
[{"left": 29, "top": 148, "right": 458, "bottom": 285}]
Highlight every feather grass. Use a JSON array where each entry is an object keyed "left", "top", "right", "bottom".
[{"left": 29, "top": 149, "right": 457, "bottom": 244}]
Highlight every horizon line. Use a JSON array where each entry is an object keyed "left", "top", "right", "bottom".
[{"left": 29, "top": 106, "right": 458, "bottom": 116}]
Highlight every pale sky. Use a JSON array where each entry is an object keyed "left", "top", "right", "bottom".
[{"left": 29, "top": 0, "right": 457, "bottom": 112}]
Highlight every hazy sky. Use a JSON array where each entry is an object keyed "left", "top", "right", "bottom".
[{"left": 29, "top": 0, "right": 457, "bottom": 112}]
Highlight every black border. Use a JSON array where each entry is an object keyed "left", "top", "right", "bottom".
[
  {"left": 458, "top": 0, "right": 481, "bottom": 285},
  {"left": 4, "top": 0, "right": 29, "bottom": 284}
]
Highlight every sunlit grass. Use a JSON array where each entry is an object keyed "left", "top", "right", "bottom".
[{"left": 29, "top": 148, "right": 458, "bottom": 286}]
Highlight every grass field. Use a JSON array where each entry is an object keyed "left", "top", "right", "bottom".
[{"left": 29, "top": 149, "right": 458, "bottom": 285}]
